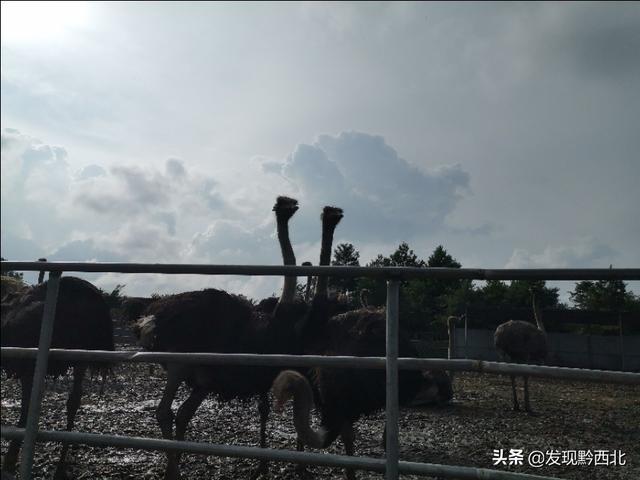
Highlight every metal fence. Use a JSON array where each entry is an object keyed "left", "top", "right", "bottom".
[{"left": 1, "top": 261, "right": 640, "bottom": 480}]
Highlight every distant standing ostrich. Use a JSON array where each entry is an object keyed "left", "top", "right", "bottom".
[
  {"left": 1, "top": 276, "right": 114, "bottom": 479},
  {"left": 494, "top": 290, "right": 548, "bottom": 413},
  {"left": 134, "top": 197, "right": 318, "bottom": 480}
]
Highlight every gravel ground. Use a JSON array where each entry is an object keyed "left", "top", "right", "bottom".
[{"left": 2, "top": 326, "right": 639, "bottom": 480}]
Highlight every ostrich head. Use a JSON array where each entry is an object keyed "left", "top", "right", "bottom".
[
  {"left": 320, "top": 206, "right": 344, "bottom": 228},
  {"left": 271, "top": 370, "right": 309, "bottom": 413},
  {"left": 273, "top": 196, "right": 299, "bottom": 221},
  {"left": 313, "top": 205, "right": 344, "bottom": 299}
]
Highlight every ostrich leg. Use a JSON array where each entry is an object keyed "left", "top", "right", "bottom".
[
  {"left": 157, "top": 364, "right": 185, "bottom": 480},
  {"left": 381, "top": 424, "right": 387, "bottom": 451},
  {"left": 172, "top": 386, "right": 208, "bottom": 478},
  {"left": 249, "top": 393, "right": 270, "bottom": 480},
  {"left": 340, "top": 423, "right": 356, "bottom": 480},
  {"left": 523, "top": 375, "right": 535, "bottom": 414},
  {"left": 2, "top": 374, "right": 33, "bottom": 474},
  {"left": 54, "top": 365, "right": 87, "bottom": 480},
  {"left": 510, "top": 375, "right": 520, "bottom": 411}
]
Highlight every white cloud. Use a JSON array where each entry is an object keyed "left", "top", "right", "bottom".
[
  {"left": 1, "top": 127, "right": 476, "bottom": 299},
  {"left": 266, "top": 131, "right": 470, "bottom": 242}
]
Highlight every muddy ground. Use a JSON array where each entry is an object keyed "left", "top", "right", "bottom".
[{"left": 2, "top": 325, "right": 639, "bottom": 480}]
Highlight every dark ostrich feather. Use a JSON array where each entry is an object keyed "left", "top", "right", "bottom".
[
  {"left": 134, "top": 288, "right": 309, "bottom": 399},
  {"left": 494, "top": 320, "right": 547, "bottom": 364},
  {"left": 1, "top": 276, "right": 115, "bottom": 378},
  {"left": 1, "top": 276, "right": 115, "bottom": 477},
  {"left": 307, "top": 307, "right": 424, "bottom": 442}
]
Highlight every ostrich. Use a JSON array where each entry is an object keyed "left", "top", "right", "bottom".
[
  {"left": 134, "top": 197, "right": 342, "bottom": 480},
  {"left": 1, "top": 276, "right": 114, "bottom": 479},
  {"left": 494, "top": 290, "right": 548, "bottom": 413},
  {"left": 271, "top": 312, "right": 437, "bottom": 480},
  {"left": 274, "top": 230, "right": 443, "bottom": 479}
]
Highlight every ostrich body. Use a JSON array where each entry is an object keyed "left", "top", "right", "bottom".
[
  {"left": 273, "top": 336, "right": 453, "bottom": 477},
  {"left": 272, "top": 310, "right": 427, "bottom": 442},
  {"left": 134, "top": 196, "right": 310, "bottom": 480},
  {"left": 1, "top": 276, "right": 114, "bottom": 478},
  {"left": 494, "top": 292, "right": 547, "bottom": 412}
]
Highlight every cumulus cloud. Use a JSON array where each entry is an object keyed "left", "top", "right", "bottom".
[
  {"left": 1, "top": 129, "right": 226, "bottom": 262},
  {"left": 1, "top": 127, "right": 475, "bottom": 298},
  {"left": 265, "top": 131, "right": 470, "bottom": 242},
  {"left": 166, "top": 158, "right": 186, "bottom": 178},
  {"left": 76, "top": 164, "right": 106, "bottom": 181},
  {"left": 1, "top": 129, "right": 74, "bottom": 250}
]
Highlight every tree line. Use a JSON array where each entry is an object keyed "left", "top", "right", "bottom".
[{"left": 323, "top": 243, "right": 640, "bottom": 333}]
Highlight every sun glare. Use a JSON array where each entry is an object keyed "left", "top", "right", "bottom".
[{"left": 1, "top": 1, "right": 90, "bottom": 44}]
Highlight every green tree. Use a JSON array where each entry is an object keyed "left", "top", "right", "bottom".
[
  {"left": 427, "top": 245, "right": 461, "bottom": 269},
  {"left": 443, "top": 279, "right": 478, "bottom": 316},
  {"left": 472, "top": 279, "right": 559, "bottom": 310},
  {"left": 506, "top": 280, "right": 560, "bottom": 309},
  {"left": 362, "top": 243, "right": 464, "bottom": 333},
  {"left": 408, "top": 245, "right": 463, "bottom": 329},
  {"left": 369, "top": 242, "right": 425, "bottom": 268},
  {"left": 477, "top": 280, "right": 510, "bottom": 307},
  {"left": 329, "top": 243, "right": 360, "bottom": 294},
  {"left": 359, "top": 242, "right": 425, "bottom": 309},
  {"left": 570, "top": 279, "right": 636, "bottom": 311}
]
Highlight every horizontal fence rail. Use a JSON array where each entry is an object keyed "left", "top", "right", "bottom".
[
  {"left": 2, "top": 260, "right": 639, "bottom": 480},
  {"left": 1, "top": 427, "right": 562, "bottom": 480},
  {"left": 2, "top": 348, "right": 639, "bottom": 385},
  {"left": 3, "top": 260, "right": 640, "bottom": 280}
]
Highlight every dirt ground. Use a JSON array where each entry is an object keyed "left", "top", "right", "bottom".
[{"left": 2, "top": 326, "right": 639, "bottom": 480}]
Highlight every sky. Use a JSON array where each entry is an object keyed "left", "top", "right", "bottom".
[{"left": 1, "top": 1, "right": 639, "bottom": 302}]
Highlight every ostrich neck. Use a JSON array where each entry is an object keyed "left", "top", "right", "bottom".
[
  {"left": 304, "top": 276, "right": 313, "bottom": 303},
  {"left": 290, "top": 376, "right": 328, "bottom": 449},
  {"left": 277, "top": 217, "right": 297, "bottom": 304},
  {"left": 532, "top": 294, "right": 546, "bottom": 334},
  {"left": 314, "top": 223, "right": 336, "bottom": 298}
]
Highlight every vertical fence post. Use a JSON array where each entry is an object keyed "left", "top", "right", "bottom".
[
  {"left": 447, "top": 316, "right": 456, "bottom": 382},
  {"left": 618, "top": 313, "right": 625, "bottom": 371},
  {"left": 20, "top": 271, "right": 62, "bottom": 480},
  {"left": 464, "top": 314, "right": 469, "bottom": 359},
  {"left": 586, "top": 318, "right": 594, "bottom": 369},
  {"left": 385, "top": 279, "right": 400, "bottom": 480}
]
